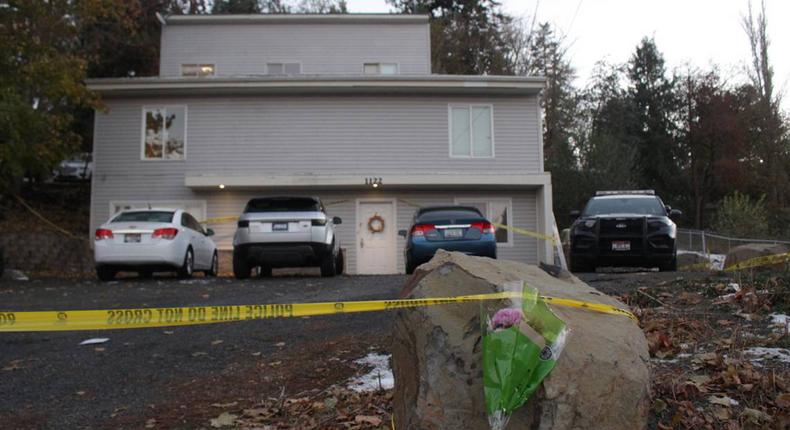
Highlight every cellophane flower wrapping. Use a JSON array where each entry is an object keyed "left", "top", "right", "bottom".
[{"left": 482, "top": 281, "right": 569, "bottom": 430}]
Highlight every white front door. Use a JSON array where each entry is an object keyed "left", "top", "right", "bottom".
[{"left": 356, "top": 200, "right": 397, "bottom": 275}]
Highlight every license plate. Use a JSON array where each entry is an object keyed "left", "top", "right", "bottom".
[
  {"left": 612, "top": 240, "right": 630, "bottom": 251},
  {"left": 124, "top": 234, "right": 141, "bottom": 243},
  {"left": 272, "top": 222, "right": 288, "bottom": 232},
  {"left": 443, "top": 228, "right": 464, "bottom": 239}
]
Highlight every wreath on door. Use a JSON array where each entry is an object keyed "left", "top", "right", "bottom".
[{"left": 367, "top": 213, "right": 385, "bottom": 233}]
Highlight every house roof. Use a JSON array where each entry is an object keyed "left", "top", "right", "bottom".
[
  {"left": 86, "top": 75, "right": 546, "bottom": 97},
  {"left": 161, "top": 13, "right": 430, "bottom": 26}
]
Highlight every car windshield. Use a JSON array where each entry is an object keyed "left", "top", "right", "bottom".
[
  {"left": 245, "top": 197, "right": 320, "bottom": 213},
  {"left": 112, "top": 211, "right": 174, "bottom": 223},
  {"left": 583, "top": 197, "right": 666, "bottom": 216},
  {"left": 417, "top": 209, "right": 484, "bottom": 224}
]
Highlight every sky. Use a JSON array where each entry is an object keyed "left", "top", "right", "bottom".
[{"left": 344, "top": 0, "right": 790, "bottom": 110}]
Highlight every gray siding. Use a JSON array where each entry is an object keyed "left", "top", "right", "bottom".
[
  {"left": 93, "top": 95, "right": 540, "bottom": 177},
  {"left": 160, "top": 23, "right": 430, "bottom": 77},
  {"left": 91, "top": 93, "right": 543, "bottom": 272}
]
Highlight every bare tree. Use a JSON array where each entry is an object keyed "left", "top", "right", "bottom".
[{"left": 742, "top": 0, "right": 775, "bottom": 105}]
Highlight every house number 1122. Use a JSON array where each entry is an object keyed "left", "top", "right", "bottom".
[{"left": 365, "top": 177, "right": 383, "bottom": 186}]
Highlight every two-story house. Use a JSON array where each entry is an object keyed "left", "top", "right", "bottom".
[{"left": 86, "top": 13, "right": 553, "bottom": 275}]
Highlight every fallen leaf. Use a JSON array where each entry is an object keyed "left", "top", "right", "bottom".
[
  {"left": 2, "top": 360, "right": 24, "bottom": 371},
  {"left": 210, "top": 412, "right": 238, "bottom": 428},
  {"left": 742, "top": 407, "right": 771, "bottom": 424},
  {"left": 652, "top": 399, "right": 667, "bottom": 413},
  {"left": 211, "top": 340, "right": 223, "bottom": 345},
  {"left": 145, "top": 418, "right": 157, "bottom": 428},
  {"left": 275, "top": 342, "right": 285, "bottom": 347},
  {"left": 355, "top": 415, "right": 382, "bottom": 426},
  {"left": 776, "top": 393, "right": 790, "bottom": 408}
]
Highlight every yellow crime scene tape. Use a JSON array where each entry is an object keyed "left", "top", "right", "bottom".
[
  {"left": 0, "top": 292, "right": 636, "bottom": 332},
  {"left": 492, "top": 223, "right": 558, "bottom": 244},
  {"left": 723, "top": 251, "right": 790, "bottom": 272}
]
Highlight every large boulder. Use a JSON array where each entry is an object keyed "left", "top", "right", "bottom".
[
  {"left": 724, "top": 243, "right": 789, "bottom": 270},
  {"left": 392, "top": 250, "right": 649, "bottom": 430}
]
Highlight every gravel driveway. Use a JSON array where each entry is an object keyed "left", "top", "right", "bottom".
[
  {"left": 0, "top": 274, "right": 406, "bottom": 429},
  {"left": 0, "top": 269, "right": 709, "bottom": 429}
]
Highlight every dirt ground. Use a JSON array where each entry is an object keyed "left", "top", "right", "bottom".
[{"left": 1, "top": 269, "right": 789, "bottom": 429}]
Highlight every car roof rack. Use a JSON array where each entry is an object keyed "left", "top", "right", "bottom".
[{"left": 595, "top": 190, "right": 655, "bottom": 196}]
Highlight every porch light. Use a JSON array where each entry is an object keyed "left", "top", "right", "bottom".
[
  {"left": 219, "top": 184, "right": 225, "bottom": 189},
  {"left": 372, "top": 183, "right": 379, "bottom": 188}
]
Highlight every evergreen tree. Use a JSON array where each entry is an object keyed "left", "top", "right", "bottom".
[
  {"left": 626, "top": 38, "right": 680, "bottom": 199},
  {"left": 387, "top": 0, "right": 512, "bottom": 75}
]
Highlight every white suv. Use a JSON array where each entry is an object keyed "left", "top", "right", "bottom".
[{"left": 232, "top": 197, "right": 343, "bottom": 279}]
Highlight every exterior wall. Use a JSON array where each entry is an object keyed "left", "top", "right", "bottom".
[
  {"left": 91, "top": 94, "right": 540, "bottom": 178},
  {"left": 90, "top": 93, "right": 547, "bottom": 272},
  {"left": 159, "top": 22, "right": 431, "bottom": 77}
]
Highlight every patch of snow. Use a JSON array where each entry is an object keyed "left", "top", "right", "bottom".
[
  {"left": 5, "top": 269, "right": 29, "bottom": 281},
  {"left": 652, "top": 353, "right": 692, "bottom": 363},
  {"left": 677, "top": 251, "right": 726, "bottom": 271},
  {"left": 744, "top": 347, "right": 790, "bottom": 363},
  {"left": 769, "top": 314, "right": 790, "bottom": 334},
  {"left": 347, "top": 353, "right": 394, "bottom": 392}
]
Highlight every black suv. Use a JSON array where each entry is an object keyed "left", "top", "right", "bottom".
[{"left": 569, "top": 190, "right": 681, "bottom": 272}]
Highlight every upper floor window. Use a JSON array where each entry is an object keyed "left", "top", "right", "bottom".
[
  {"left": 181, "top": 64, "right": 215, "bottom": 77},
  {"left": 449, "top": 105, "right": 493, "bottom": 158},
  {"left": 267, "top": 63, "right": 301, "bottom": 75},
  {"left": 142, "top": 106, "right": 186, "bottom": 161},
  {"left": 363, "top": 63, "right": 398, "bottom": 75}
]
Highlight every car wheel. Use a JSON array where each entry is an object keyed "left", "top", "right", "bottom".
[
  {"left": 320, "top": 252, "right": 337, "bottom": 277},
  {"left": 659, "top": 255, "right": 677, "bottom": 272},
  {"left": 205, "top": 252, "right": 219, "bottom": 277},
  {"left": 233, "top": 249, "right": 250, "bottom": 280},
  {"left": 570, "top": 258, "right": 595, "bottom": 273},
  {"left": 405, "top": 258, "right": 416, "bottom": 275},
  {"left": 257, "top": 266, "right": 273, "bottom": 278},
  {"left": 97, "top": 266, "right": 116, "bottom": 282},
  {"left": 334, "top": 250, "right": 344, "bottom": 275},
  {"left": 177, "top": 248, "right": 194, "bottom": 279}
]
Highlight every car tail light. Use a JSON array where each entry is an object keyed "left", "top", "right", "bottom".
[
  {"left": 237, "top": 220, "right": 249, "bottom": 228},
  {"left": 95, "top": 228, "right": 113, "bottom": 240},
  {"left": 410, "top": 224, "right": 435, "bottom": 237},
  {"left": 152, "top": 227, "right": 178, "bottom": 240},
  {"left": 471, "top": 221, "right": 495, "bottom": 234}
]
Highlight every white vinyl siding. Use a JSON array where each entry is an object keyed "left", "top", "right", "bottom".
[
  {"left": 142, "top": 106, "right": 187, "bottom": 161},
  {"left": 109, "top": 200, "right": 206, "bottom": 222},
  {"left": 454, "top": 198, "right": 513, "bottom": 245},
  {"left": 181, "top": 64, "right": 215, "bottom": 77},
  {"left": 449, "top": 105, "right": 493, "bottom": 158},
  {"left": 160, "top": 23, "right": 431, "bottom": 76}
]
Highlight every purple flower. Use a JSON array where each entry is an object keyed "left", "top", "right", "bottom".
[{"left": 490, "top": 308, "right": 524, "bottom": 330}]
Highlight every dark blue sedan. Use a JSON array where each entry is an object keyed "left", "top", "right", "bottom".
[{"left": 400, "top": 206, "right": 497, "bottom": 274}]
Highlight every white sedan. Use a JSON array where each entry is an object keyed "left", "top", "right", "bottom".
[{"left": 94, "top": 208, "right": 218, "bottom": 281}]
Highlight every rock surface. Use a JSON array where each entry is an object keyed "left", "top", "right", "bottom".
[
  {"left": 724, "top": 243, "right": 789, "bottom": 269},
  {"left": 392, "top": 250, "right": 650, "bottom": 430}
]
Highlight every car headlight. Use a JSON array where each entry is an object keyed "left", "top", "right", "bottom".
[{"left": 575, "top": 219, "right": 596, "bottom": 232}]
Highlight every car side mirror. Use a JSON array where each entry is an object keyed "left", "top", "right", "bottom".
[
  {"left": 205, "top": 228, "right": 215, "bottom": 237},
  {"left": 332, "top": 216, "right": 342, "bottom": 225},
  {"left": 569, "top": 210, "right": 581, "bottom": 220},
  {"left": 669, "top": 209, "right": 682, "bottom": 220},
  {"left": 398, "top": 229, "right": 408, "bottom": 238}
]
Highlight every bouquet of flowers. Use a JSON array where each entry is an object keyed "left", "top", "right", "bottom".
[{"left": 482, "top": 281, "right": 569, "bottom": 430}]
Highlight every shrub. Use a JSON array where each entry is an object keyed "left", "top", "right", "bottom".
[{"left": 712, "top": 192, "right": 770, "bottom": 238}]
